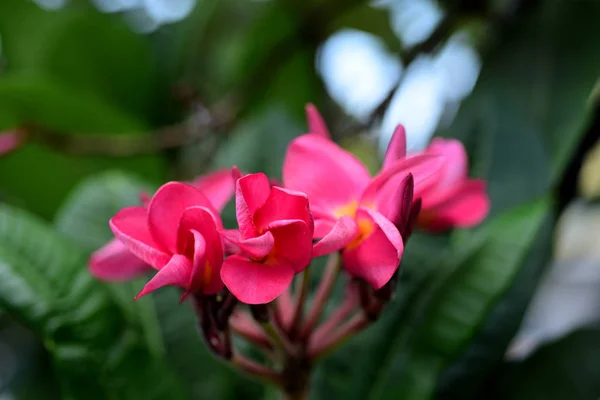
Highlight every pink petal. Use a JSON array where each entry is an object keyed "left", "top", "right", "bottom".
[
  {"left": 421, "top": 180, "right": 490, "bottom": 231},
  {"left": 109, "top": 206, "right": 170, "bottom": 269},
  {"left": 379, "top": 173, "right": 414, "bottom": 227},
  {"left": 135, "top": 254, "right": 192, "bottom": 299},
  {"left": 267, "top": 219, "right": 313, "bottom": 272},
  {"left": 362, "top": 154, "right": 444, "bottom": 206},
  {"left": 190, "top": 168, "right": 235, "bottom": 212},
  {"left": 314, "top": 217, "right": 336, "bottom": 239},
  {"left": 425, "top": 138, "right": 467, "bottom": 188},
  {"left": 254, "top": 186, "right": 314, "bottom": 233},
  {"left": 189, "top": 230, "right": 224, "bottom": 294},
  {"left": 312, "top": 216, "right": 358, "bottom": 258},
  {"left": 89, "top": 238, "right": 150, "bottom": 281},
  {"left": 0, "top": 130, "right": 22, "bottom": 155},
  {"left": 220, "top": 229, "right": 274, "bottom": 259},
  {"left": 176, "top": 206, "right": 224, "bottom": 293},
  {"left": 343, "top": 208, "right": 403, "bottom": 289},
  {"left": 282, "top": 134, "right": 370, "bottom": 212},
  {"left": 402, "top": 198, "right": 422, "bottom": 241},
  {"left": 305, "top": 104, "right": 331, "bottom": 138},
  {"left": 382, "top": 125, "right": 407, "bottom": 170},
  {"left": 236, "top": 173, "right": 271, "bottom": 238},
  {"left": 221, "top": 255, "right": 295, "bottom": 304},
  {"left": 148, "top": 182, "right": 218, "bottom": 253}
]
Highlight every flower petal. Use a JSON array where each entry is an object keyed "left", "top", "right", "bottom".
[
  {"left": 379, "top": 173, "right": 414, "bottom": 228},
  {"left": 305, "top": 104, "right": 331, "bottom": 138},
  {"left": 420, "top": 180, "right": 489, "bottom": 231},
  {"left": 148, "top": 182, "right": 218, "bottom": 253},
  {"left": 236, "top": 173, "right": 271, "bottom": 238},
  {"left": 109, "top": 206, "right": 170, "bottom": 269},
  {"left": 343, "top": 208, "right": 403, "bottom": 289},
  {"left": 425, "top": 138, "right": 467, "bottom": 188},
  {"left": 220, "top": 230, "right": 274, "bottom": 259},
  {"left": 89, "top": 239, "right": 150, "bottom": 281},
  {"left": 312, "top": 216, "right": 358, "bottom": 258},
  {"left": 267, "top": 219, "right": 313, "bottom": 272},
  {"left": 254, "top": 186, "right": 313, "bottom": 233},
  {"left": 190, "top": 168, "right": 235, "bottom": 212},
  {"left": 221, "top": 255, "right": 295, "bottom": 304},
  {"left": 189, "top": 230, "right": 224, "bottom": 294},
  {"left": 362, "top": 154, "right": 444, "bottom": 206},
  {"left": 382, "top": 125, "right": 407, "bottom": 170},
  {"left": 283, "top": 134, "right": 370, "bottom": 212},
  {"left": 402, "top": 198, "right": 422, "bottom": 241},
  {"left": 135, "top": 254, "right": 192, "bottom": 299},
  {"left": 314, "top": 217, "right": 335, "bottom": 239},
  {"left": 0, "top": 130, "right": 22, "bottom": 155}
]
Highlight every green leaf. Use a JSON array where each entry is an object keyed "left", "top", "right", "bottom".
[
  {"left": 496, "top": 329, "right": 600, "bottom": 400},
  {"left": 311, "top": 199, "right": 551, "bottom": 400},
  {"left": 0, "top": 202, "right": 187, "bottom": 399},
  {"left": 440, "top": 0, "right": 600, "bottom": 215},
  {"left": 0, "top": 1, "right": 159, "bottom": 121},
  {"left": 374, "top": 198, "right": 552, "bottom": 400}
]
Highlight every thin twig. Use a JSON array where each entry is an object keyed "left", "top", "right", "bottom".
[{"left": 309, "top": 289, "right": 359, "bottom": 346}]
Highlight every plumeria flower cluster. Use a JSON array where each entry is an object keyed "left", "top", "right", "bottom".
[{"left": 90, "top": 104, "right": 489, "bottom": 396}]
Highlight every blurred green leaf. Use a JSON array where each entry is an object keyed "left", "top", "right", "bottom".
[
  {"left": 0, "top": 1, "right": 160, "bottom": 122},
  {"left": 0, "top": 202, "right": 187, "bottom": 399},
  {"left": 440, "top": 0, "right": 600, "bottom": 215},
  {"left": 496, "top": 329, "right": 600, "bottom": 400},
  {"left": 0, "top": 72, "right": 145, "bottom": 133},
  {"left": 311, "top": 198, "right": 551, "bottom": 400}
]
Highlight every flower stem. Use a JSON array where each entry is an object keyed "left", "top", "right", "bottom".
[
  {"left": 309, "top": 314, "right": 369, "bottom": 360},
  {"left": 230, "top": 311, "right": 273, "bottom": 351},
  {"left": 231, "top": 352, "right": 282, "bottom": 386},
  {"left": 299, "top": 253, "right": 341, "bottom": 340},
  {"left": 275, "top": 288, "right": 294, "bottom": 331},
  {"left": 310, "top": 288, "right": 358, "bottom": 346},
  {"left": 263, "top": 320, "right": 297, "bottom": 357},
  {"left": 288, "top": 265, "right": 311, "bottom": 339}
]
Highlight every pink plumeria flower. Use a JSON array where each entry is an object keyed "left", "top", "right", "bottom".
[
  {"left": 90, "top": 169, "right": 235, "bottom": 283},
  {"left": 108, "top": 179, "right": 228, "bottom": 299},
  {"left": 283, "top": 123, "right": 444, "bottom": 289},
  {"left": 383, "top": 127, "right": 490, "bottom": 232},
  {"left": 220, "top": 171, "right": 313, "bottom": 305}
]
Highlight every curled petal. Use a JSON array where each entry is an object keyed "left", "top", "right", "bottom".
[
  {"left": 221, "top": 255, "right": 295, "bottom": 304},
  {"left": 236, "top": 173, "right": 271, "bottom": 237},
  {"left": 220, "top": 230, "right": 275, "bottom": 260},
  {"left": 254, "top": 186, "right": 313, "bottom": 233},
  {"left": 89, "top": 238, "right": 150, "bottom": 281},
  {"left": 189, "top": 230, "right": 224, "bottom": 294},
  {"left": 425, "top": 138, "right": 468, "bottom": 188},
  {"left": 109, "top": 206, "right": 170, "bottom": 269},
  {"left": 135, "top": 254, "right": 192, "bottom": 299},
  {"left": 379, "top": 173, "right": 414, "bottom": 227},
  {"left": 148, "top": 182, "right": 218, "bottom": 253},
  {"left": 312, "top": 216, "right": 358, "bottom": 258},
  {"left": 420, "top": 180, "right": 489, "bottom": 231},
  {"left": 402, "top": 198, "right": 422, "bottom": 241},
  {"left": 343, "top": 208, "right": 403, "bottom": 289},
  {"left": 190, "top": 168, "right": 235, "bottom": 212},
  {"left": 382, "top": 125, "right": 407, "bottom": 170},
  {"left": 283, "top": 134, "right": 370, "bottom": 212},
  {"left": 267, "top": 219, "right": 313, "bottom": 272},
  {"left": 362, "top": 154, "right": 444, "bottom": 206},
  {"left": 305, "top": 104, "right": 331, "bottom": 138}
]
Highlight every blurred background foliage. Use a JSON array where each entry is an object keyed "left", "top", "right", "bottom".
[{"left": 0, "top": 0, "right": 600, "bottom": 399}]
